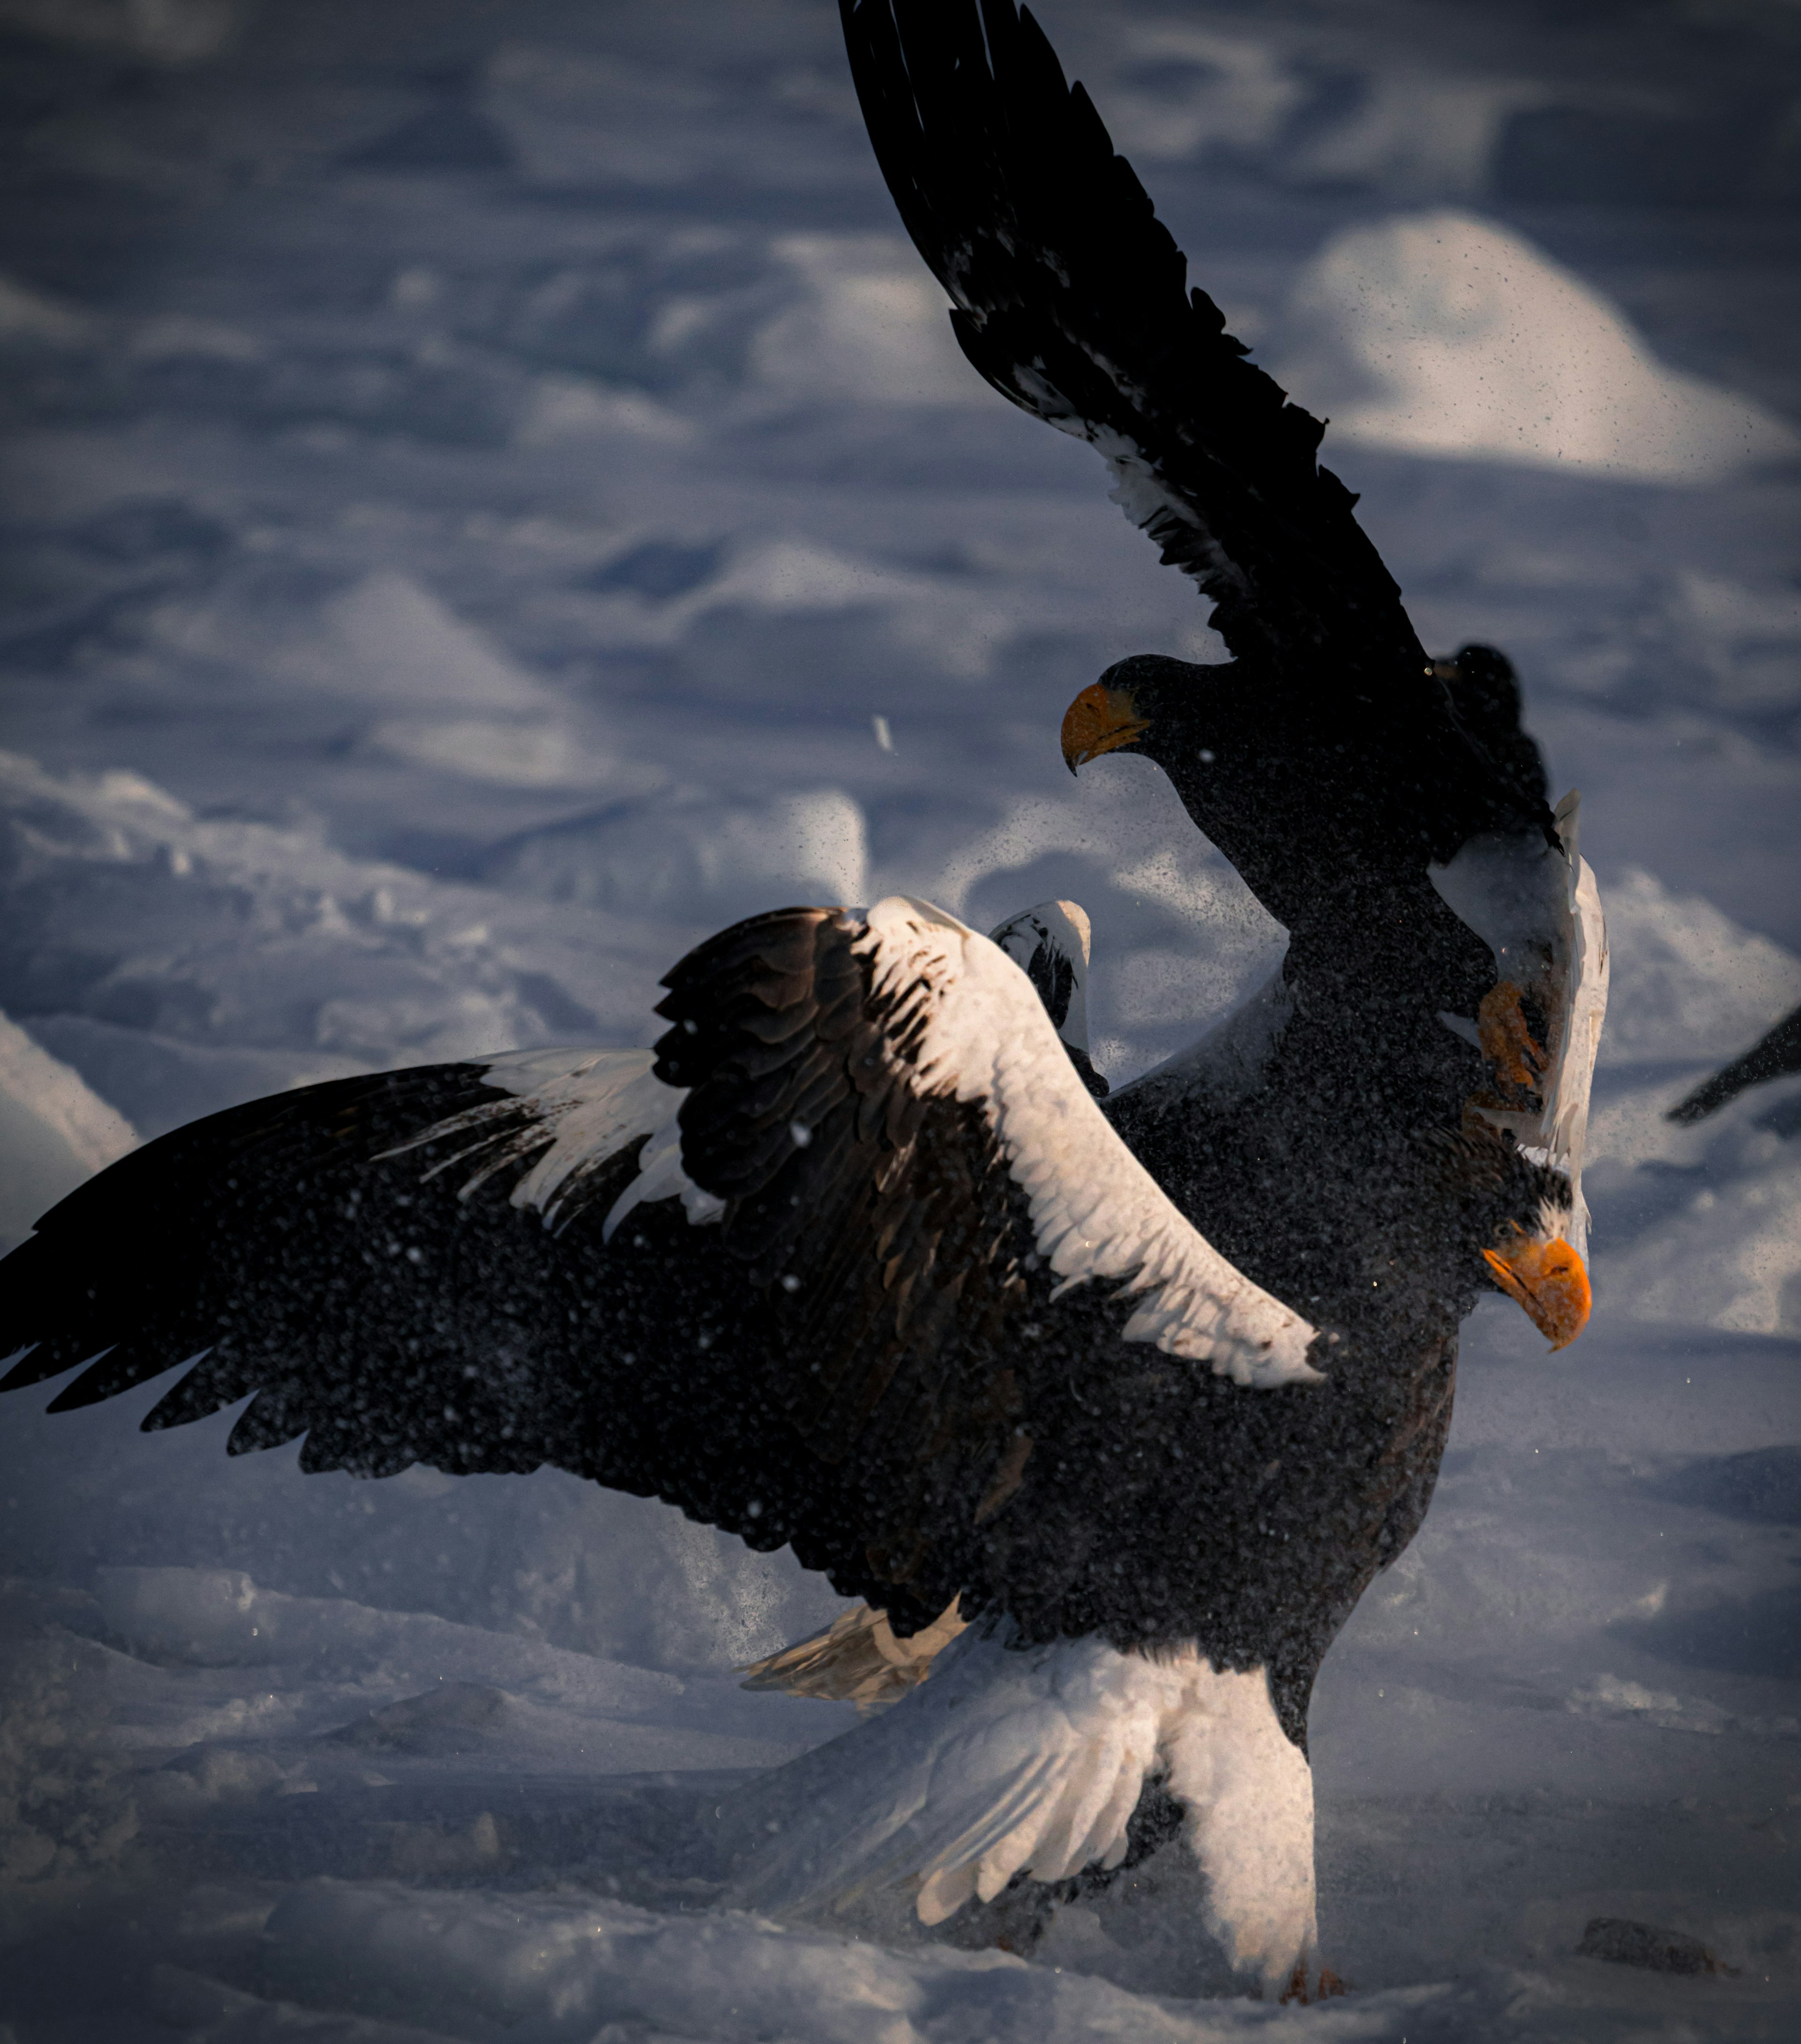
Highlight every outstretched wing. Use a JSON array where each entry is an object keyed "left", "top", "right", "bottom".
[
  {"left": 842, "top": 0, "right": 1425, "bottom": 689},
  {"left": 1, "top": 900, "right": 1320, "bottom": 1640},
  {"left": 0, "top": 1059, "right": 644, "bottom": 1474}
]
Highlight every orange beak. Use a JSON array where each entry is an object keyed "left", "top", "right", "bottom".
[
  {"left": 1061, "top": 681, "right": 1151, "bottom": 774},
  {"left": 1483, "top": 1231, "right": 1591, "bottom": 1351}
]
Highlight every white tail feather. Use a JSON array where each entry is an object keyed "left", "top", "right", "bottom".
[{"left": 719, "top": 1627, "right": 1317, "bottom": 1992}]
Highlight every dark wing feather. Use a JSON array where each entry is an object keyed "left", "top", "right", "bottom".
[
  {"left": 0, "top": 1012, "right": 1022, "bottom": 1631},
  {"left": 841, "top": 0, "right": 1423, "bottom": 689},
  {"left": 0, "top": 1067, "right": 612, "bottom": 1476},
  {"left": 651, "top": 910, "right": 1034, "bottom": 1488},
  {"left": 841, "top": 0, "right": 1555, "bottom": 853}
]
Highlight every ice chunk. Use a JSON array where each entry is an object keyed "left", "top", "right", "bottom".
[
  {"left": 1576, "top": 1915, "right": 1736, "bottom": 1975},
  {"left": 326, "top": 1682, "right": 514, "bottom": 1756}
]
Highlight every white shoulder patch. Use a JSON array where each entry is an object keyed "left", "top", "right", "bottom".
[
  {"left": 381, "top": 1047, "right": 724, "bottom": 1235},
  {"left": 857, "top": 897, "right": 1321, "bottom": 1389},
  {"left": 720, "top": 1625, "right": 1317, "bottom": 1994},
  {"left": 1429, "top": 797, "right": 1610, "bottom": 1254}
]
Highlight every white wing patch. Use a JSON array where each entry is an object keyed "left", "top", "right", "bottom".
[
  {"left": 857, "top": 897, "right": 1321, "bottom": 1389},
  {"left": 379, "top": 1047, "right": 724, "bottom": 1235},
  {"left": 720, "top": 1625, "right": 1317, "bottom": 1993},
  {"left": 1541, "top": 802, "right": 1609, "bottom": 1253},
  {"left": 996, "top": 358, "right": 1245, "bottom": 607},
  {"left": 380, "top": 898, "right": 1319, "bottom": 1386},
  {"left": 1429, "top": 795, "right": 1610, "bottom": 1254}
]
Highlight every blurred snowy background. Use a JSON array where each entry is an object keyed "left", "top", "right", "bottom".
[{"left": 0, "top": 0, "right": 1799, "bottom": 2037}]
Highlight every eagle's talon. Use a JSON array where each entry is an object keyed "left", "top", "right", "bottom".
[{"left": 1279, "top": 1961, "right": 1349, "bottom": 2003}]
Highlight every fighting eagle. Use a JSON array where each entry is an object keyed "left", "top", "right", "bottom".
[{"left": 0, "top": 0, "right": 1608, "bottom": 1999}]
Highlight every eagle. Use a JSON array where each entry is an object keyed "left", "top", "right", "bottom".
[{"left": 0, "top": 0, "right": 1609, "bottom": 2001}]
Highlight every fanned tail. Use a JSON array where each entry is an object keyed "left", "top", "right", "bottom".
[{"left": 719, "top": 1627, "right": 1318, "bottom": 1993}]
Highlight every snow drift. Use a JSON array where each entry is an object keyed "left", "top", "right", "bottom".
[{"left": 1280, "top": 209, "right": 1799, "bottom": 483}]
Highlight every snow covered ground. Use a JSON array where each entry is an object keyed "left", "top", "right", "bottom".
[{"left": 1, "top": 1, "right": 1798, "bottom": 2036}]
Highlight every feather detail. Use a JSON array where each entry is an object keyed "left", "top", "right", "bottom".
[
  {"left": 854, "top": 897, "right": 1320, "bottom": 1388},
  {"left": 720, "top": 1624, "right": 1318, "bottom": 1993}
]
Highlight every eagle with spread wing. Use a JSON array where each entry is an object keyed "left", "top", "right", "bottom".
[{"left": 0, "top": 0, "right": 1608, "bottom": 1999}]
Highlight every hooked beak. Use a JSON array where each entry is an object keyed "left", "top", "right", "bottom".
[
  {"left": 1483, "top": 1230, "right": 1591, "bottom": 1351},
  {"left": 1061, "top": 681, "right": 1151, "bottom": 774}
]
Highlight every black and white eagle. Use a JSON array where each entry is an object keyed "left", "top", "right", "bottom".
[{"left": 0, "top": 0, "right": 1609, "bottom": 2000}]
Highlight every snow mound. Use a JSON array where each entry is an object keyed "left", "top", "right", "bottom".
[
  {"left": 754, "top": 235, "right": 984, "bottom": 408},
  {"left": 1586, "top": 1063, "right": 1801, "bottom": 1336},
  {"left": 1598, "top": 867, "right": 1801, "bottom": 1067},
  {"left": 1279, "top": 209, "right": 1798, "bottom": 483},
  {"left": 1609, "top": 1136, "right": 1801, "bottom": 1335},
  {"left": 486, "top": 786, "right": 869, "bottom": 924},
  {"left": 0, "top": 1008, "right": 136, "bottom": 1248},
  {"left": 1576, "top": 870, "right": 1801, "bottom": 1333},
  {"left": 513, "top": 373, "right": 696, "bottom": 447},
  {"left": 139, "top": 569, "right": 648, "bottom": 792},
  {"left": 15, "top": 1015, "right": 364, "bottom": 1143},
  {"left": 244, "top": 1877, "right": 1453, "bottom": 2044},
  {"left": 0, "top": 749, "right": 662, "bottom": 1069},
  {"left": 295, "top": 570, "right": 547, "bottom": 711}
]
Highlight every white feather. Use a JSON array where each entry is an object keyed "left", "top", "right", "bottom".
[
  {"left": 719, "top": 1625, "right": 1317, "bottom": 1993},
  {"left": 380, "top": 1046, "right": 724, "bottom": 1234},
  {"left": 1428, "top": 798, "right": 1610, "bottom": 1254},
  {"left": 384, "top": 899, "right": 1318, "bottom": 1384},
  {"left": 857, "top": 897, "right": 1320, "bottom": 1389}
]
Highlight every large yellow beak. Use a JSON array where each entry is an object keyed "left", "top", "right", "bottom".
[
  {"left": 1061, "top": 681, "right": 1151, "bottom": 774},
  {"left": 1483, "top": 1231, "right": 1591, "bottom": 1351}
]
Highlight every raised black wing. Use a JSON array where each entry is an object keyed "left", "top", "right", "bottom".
[
  {"left": 841, "top": 0, "right": 1424, "bottom": 689},
  {"left": 1, "top": 901, "right": 1323, "bottom": 1644}
]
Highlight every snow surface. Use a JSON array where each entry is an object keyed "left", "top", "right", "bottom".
[{"left": 0, "top": 0, "right": 1798, "bottom": 2037}]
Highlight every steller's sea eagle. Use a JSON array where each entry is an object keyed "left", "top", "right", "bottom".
[{"left": 0, "top": 0, "right": 1608, "bottom": 2000}]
